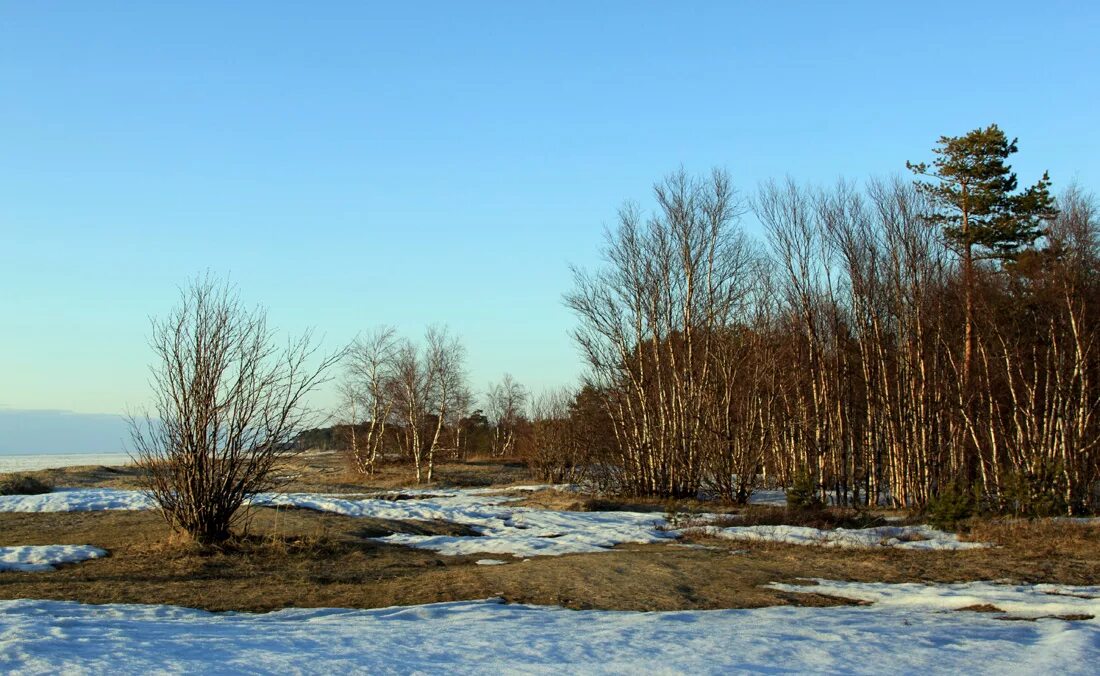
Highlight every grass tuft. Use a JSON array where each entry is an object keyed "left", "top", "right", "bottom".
[{"left": 0, "top": 474, "right": 53, "bottom": 496}]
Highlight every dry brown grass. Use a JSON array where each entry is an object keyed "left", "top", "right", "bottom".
[
  {"left": 0, "top": 475, "right": 53, "bottom": 496},
  {"left": 268, "top": 453, "right": 535, "bottom": 493},
  {"left": 3, "top": 457, "right": 1099, "bottom": 614},
  {"left": 0, "top": 463, "right": 147, "bottom": 491},
  {"left": 2, "top": 452, "right": 534, "bottom": 497},
  {"left": 0, "top": 506, "right": 851, "bottom": 612},
  {"left": 731, "top": 506, "right": 922, "bottom": 530},
  {"left": 512, "top": 491, "right": 745, "bottom": 515},
  {"left": 2, "top": 500, "right": 1099, "bottom": 614}
]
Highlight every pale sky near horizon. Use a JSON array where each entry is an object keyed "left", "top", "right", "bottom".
[{"left": 2, "top": 2, "right": 1098, "bottom": 451}]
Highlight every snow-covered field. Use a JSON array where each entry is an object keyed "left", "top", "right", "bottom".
[
  {"left": 0, "top": 453, "right": 133, "bottom": 473},
  {"left": 0, "top": 546, "right": 107, "bottom": 572},
  {"left": 1, "top": 584, "right": 1097, "bottom": 675}
]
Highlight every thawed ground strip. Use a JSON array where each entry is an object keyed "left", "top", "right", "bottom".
[
  {"left": 1, "top": 586, "right": 1098, "bottom": 675},
  {"left": 0, "top": 546, "right": 107, "bottom": 572}
]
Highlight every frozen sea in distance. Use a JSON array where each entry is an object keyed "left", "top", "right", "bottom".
[{"left": 0, "top": 453, "right": 133, "bottom": 473}]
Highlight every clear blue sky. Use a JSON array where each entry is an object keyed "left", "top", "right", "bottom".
[{"left": 1, "top": 2, "right": 1098, "bottom": 450}]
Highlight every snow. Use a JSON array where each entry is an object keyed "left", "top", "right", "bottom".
[
  {"left": 0, "top": 546, "right": 107, "bottom": 572},
  {"left": 0, "top": 485, "right": 1001, "bottom": 556},
  {"left": 474, "top": 559, "right": 508, "bottom": 565},
  {"left": 0, "top": 488, "right": 156, "bottom": 512},
  {"left": 770, "top": 579, "right": 1100, "bottom": 620},
  {"left": 375, "top": 506, "right": 676, "bottom": 557},
  {"left": 0, "top": 487, "right": 677, "bottom": 557},
  {"left": 699, "top": 524, "right": 990, "bottom": 550},
  {"left": 1, "top": 594, "right": 1098, "bottom": 674}
]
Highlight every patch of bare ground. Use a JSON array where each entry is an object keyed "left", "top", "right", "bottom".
[
  {"left": 1, "top": 463, "right": 148, "bottom": 491},
  {"left": 729, "top": 506, "right": 922, "bottom": 529},
  {"left": 3, "top": 458, "right": 1099, "bottom": 613},
  {"left": 0, "top": 505, "right": 853, "bottom": 612},
  {"left": 233, "top": 453, "right": 535, "bottom": 493},
  {"left": 2, "top": 498, "right": 1098, "bottom": 614}
]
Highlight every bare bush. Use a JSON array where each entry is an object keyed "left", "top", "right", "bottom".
[
  {"left": 129, "top": 276, "right": 342, "bottom": 544},
  {"left": 0, "top": 475, "right": 52, "bottom": 496},
  {"left": 526, "top": 388, "right": 582, "bottom": 483}
]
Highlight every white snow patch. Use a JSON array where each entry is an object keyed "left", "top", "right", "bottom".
[
  {"left": 0, "top": 488, "right": 155, "bottom": 513},
  {"left": 699, "top": 524, "right": 989, "bottom": 550},
  {"left": 1, "top": 596, "right": 1098, "bottom": 674},
  {"left": 0, "top": 487, "right": 676, "bottom": 557},
  {"left": 0, "top": 485, "right": 535, "bottom": 515},
  {"left": 373, "top": 506, "right": 677, "bottom": 557},
  {"left": 474, "top": 559, "right": 508, "bottom": 566},
  {"left": 239, "top": 488, "right": 679, "bottom": 557},
  {"left": 771, "top": 579, "right": 1100, "bottom": 620},
  {"left": 0, "top": 546, "right": 107, "bottom": 572}
]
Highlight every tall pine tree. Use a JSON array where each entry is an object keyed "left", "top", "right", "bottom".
[{"left": 907, "top": 124, "right": 1057, "bottom": 387}]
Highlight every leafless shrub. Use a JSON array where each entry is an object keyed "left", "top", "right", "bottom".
[
  {"left": 526, "top": 388, "right": 582, "bottom": 483},
  {"left": 129, "top": 275, "right": 343, "bottom": 545}
]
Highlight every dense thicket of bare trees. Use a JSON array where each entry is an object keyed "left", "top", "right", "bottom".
[
  {"left": 566, "top": 169, "right": 759, "bottom": 497},
  {"left": 311, "top": 139, "right": 1097, "bottom": 517},
  {"left": 130, "top": 276, "right": 341, "bottom": 544},
  {"left": 566, "top": 169, "right": 1100, "bottom": 514}
]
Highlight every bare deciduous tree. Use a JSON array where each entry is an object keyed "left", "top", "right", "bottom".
[
  {"left": 423, "top": 325, "right": 468, "bottom": 481},
  {"left": 389, "top": 326, "right": 469, "bottom": 483},
  {"left": 340, "top": 326, "right": 398, "bottom": 476},
  {"left": 486, "top": 374, "right": 527, "bottom": 457},
  {"left": 129, "top": 276, "right": 342, "bottom": 544},
  {"left": 567, "top": 168, "right": 755, "bottom": 498}
]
